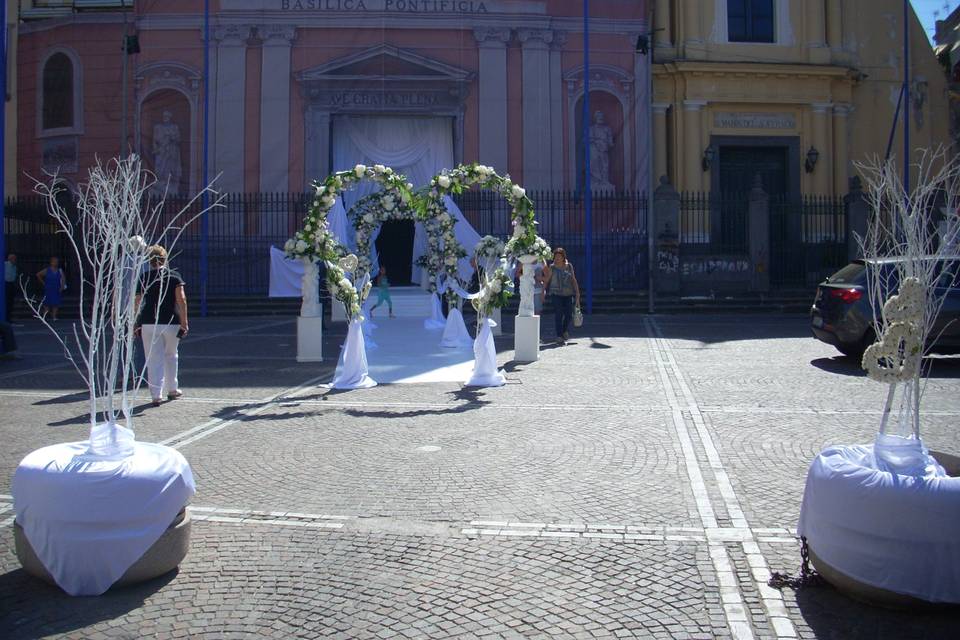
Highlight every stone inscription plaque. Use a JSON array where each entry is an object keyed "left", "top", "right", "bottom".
[{"left": 713, "top": 112, "right": 796, "bottom": 130}]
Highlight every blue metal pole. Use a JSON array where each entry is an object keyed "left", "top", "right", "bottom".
[
  {"left": 582, "top": 0, "right": 593, "bottom": 314},
  {"left": 0, "top": 0, "right": 7, "bottom": 324},
  {"left": 200, "top": 0, "right": 210, "bottom": 317},
  {"left": 903, "top": 0, "right": 910, "bottom": 192}
]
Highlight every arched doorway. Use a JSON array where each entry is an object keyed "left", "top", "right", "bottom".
[{"left": 375, "top": 220, "right": 415, "bottom": 285}]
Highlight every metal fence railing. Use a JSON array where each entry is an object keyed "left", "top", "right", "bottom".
[{"left": 5, "top": 190, "right": 650, "bottom": 295}]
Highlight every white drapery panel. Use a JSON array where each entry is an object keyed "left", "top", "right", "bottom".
[{"left": 331, "top": 115, "right": 482, "bottom": 283}]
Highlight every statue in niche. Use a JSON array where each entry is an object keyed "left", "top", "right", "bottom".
[
  {"left": 589, "top": 110, "right": 615, "bottom": 192},
  {"left": 152, "top": 110, "right": 182, "bottom": 196}
]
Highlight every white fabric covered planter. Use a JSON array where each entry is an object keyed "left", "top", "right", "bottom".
[
  {"left": 12, "top": 432, "right": 196, "bottom": 596},
  {"left": 424, "top": 294, "right": 445, "bottom": 330},
  {"left": 440, "top": 308, "right": 472, "bottom": 348},
  {"left": 331, "top": 318, "right": 377, "bottom": 389},
  {"left": 797, "top": 440, "right": 960, "bottom": 604},
  {"left": 465, "top": 317, "right": 505, "bottom": 387}
]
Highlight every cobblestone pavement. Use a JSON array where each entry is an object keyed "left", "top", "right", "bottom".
[{"left": 0, "top": 313, "right": 958, "bottom": 639}]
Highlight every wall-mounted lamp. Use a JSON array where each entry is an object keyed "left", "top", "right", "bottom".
[
  {"left": 702, "top": 145, "right": 715, "bottom": 171},
  {"left": 805, "top": 146, "right": 820, "bottom": 173}
]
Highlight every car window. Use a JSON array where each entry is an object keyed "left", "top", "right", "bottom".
[{"left": 936, "top": 260, "right": 960, "bottom": 290}]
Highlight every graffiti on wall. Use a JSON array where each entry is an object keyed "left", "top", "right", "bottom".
[{"left": 681, "top": 257, "right": 751, "bottom": 278}]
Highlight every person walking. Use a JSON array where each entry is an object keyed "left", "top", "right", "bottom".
[
  {"left": 541, "top": 248, "right": 580, "bottom": 345},
  {"left": 4, "top": 253, "right": 17, "bottom": 322},
  {"left": 37, "top": 256, "right": 65, "bottom": 321},
  {"left": 135, "top": 245, "right": 188, "bottom": 406},
  {"left": 369, "top": 265, "right": 394, "bottom": 318}
]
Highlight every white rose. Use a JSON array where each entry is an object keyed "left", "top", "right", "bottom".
[
  {"left": 406, "top": 182, "right": 414, "bottom": 190},
  {"left": 513, "top": 224, "right": 526, "bottom": 238},
  {"left": 354, "top": 164, "right": 366, "bottom": 177},
  {"left": 339, "top": 278, "right": 351, "bottom": 290},
  {"left": 491, "top": 279, "right": 502, "bottom": 293},
  {"left": 295, "top": 240, "right": 308, "bottom": 253},
  {"left": 511, "top": 185, "right": 526, "bottom": 199},
  {"left": 437, "top": 175, "right": 451, "bottom": 189},
  {"left": 328, "top": 281, "right": 339, "bottom": 294},
  {"left": 384, "top": 167, "right": 393, "bottom": 175},
  {"left": 363, "top": 213, "right": 374, "bottom": 224},
  {"left": 322, "top": 194, "right": 335, "bottom": 207},
  {"left": 381, "top": 196, "right": 395, "bottom": 211},
  {"left": 445, "top": 256, "right": 457, "bottom": 266},
  {"left": 439, "top": 212, "right": 450, "bottom": 223},
  {"left": 374, "top": 164, "right": 386, "bottom": 173},
  {"left": 284, "top": 239, "right": 295, "bottom": 252}
]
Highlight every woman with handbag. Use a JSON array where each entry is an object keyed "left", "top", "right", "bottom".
[{"left": 540, "top": 248, "right": 581, "bottom": 345}]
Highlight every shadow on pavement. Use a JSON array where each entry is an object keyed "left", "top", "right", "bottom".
[
  {"left": 810, "top": 355, "right": 960, "bottom": 379},
  {"left": 793, "top": 584, "right": 958, "bottom": 640},
  {"left": 0, "top": 567, "right": 177, "bottom": 640}
]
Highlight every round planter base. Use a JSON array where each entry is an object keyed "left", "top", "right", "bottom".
[
  {"left": 807, "top": 450, "right": 960, "bottom": 610},
  {"left": 13, "top": 507, "right": 192, "bottom": 591}
]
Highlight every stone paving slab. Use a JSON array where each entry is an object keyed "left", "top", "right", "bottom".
[
  {"left": 0, "top": 523, "right": 728, "bottom": 640},
  {"left": 183, "top": 404, "right": 699, "bottom": 526},
  {"left": 1, "top": 313, "right": 959, "bottom": 639}
]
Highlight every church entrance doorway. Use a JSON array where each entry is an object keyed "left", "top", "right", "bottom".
[{"left": 374, "top": 219, "right": 415, "bottom": 285}]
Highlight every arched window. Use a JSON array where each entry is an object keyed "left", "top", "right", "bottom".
[{"left": 41, "top": 51, "right": 76, "bottom": 131}]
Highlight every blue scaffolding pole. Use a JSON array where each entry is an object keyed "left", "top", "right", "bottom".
[
  {"left": 200, "top": 0, "right": 210, "bottom": 317},
  {"left": 582, "top": 0, "right": 593, "bottom": 314}
]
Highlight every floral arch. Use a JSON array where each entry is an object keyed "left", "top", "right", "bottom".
[{"left": 286, "top": 162, "right": 551, "bottom": 319}]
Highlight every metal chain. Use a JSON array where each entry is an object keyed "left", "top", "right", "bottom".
[{"left": 768, "top": 536, "right": 824, "bottom": 590}]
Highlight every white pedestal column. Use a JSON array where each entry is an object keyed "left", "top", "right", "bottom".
[
  {"left": 297, "top": 260, "right": 323, "bottom": 361},
  {"left": 491, "top": 307, "right": 502, "bottom": 336},
  {"left": 514, "top": 316, "right": 540, "bottom": 363},
  {"left": 297, "top": 315, "right": 323, "bottom": 362},
  {"left": 514, "top": 255, "right": 540, "bottom": 362}
]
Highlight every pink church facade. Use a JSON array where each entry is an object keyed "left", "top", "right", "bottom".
[{"left": 17, "top": 0, "right": 649, "bottom": 196}]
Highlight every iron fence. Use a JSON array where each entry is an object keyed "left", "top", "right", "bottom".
[
  {"left": 678, "top": 191, "right": 749, "bottom": 254},
  {"left": 5, "top": 190, "right": 650, "bottom": 295},
  {"left": 454, "top": 189, "right": 649, "bottom": 291},
  {"left": 770, "top": 193, "right": 847, "bottom": 287}
]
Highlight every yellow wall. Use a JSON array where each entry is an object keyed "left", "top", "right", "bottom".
[{"left": 652, "top": 0, "right": 951, "bottom": 195}]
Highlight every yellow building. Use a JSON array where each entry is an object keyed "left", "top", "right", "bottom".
[{"left": 651, "top": 0, "right": 950, "bottom": 196}]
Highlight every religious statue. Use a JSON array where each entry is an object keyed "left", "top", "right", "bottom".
[
  {"left": 152, "top": 110, "right": 182, "bottom": 196},
  {"left": 589, "top": 110, "right": 615, "bottom": 192}
]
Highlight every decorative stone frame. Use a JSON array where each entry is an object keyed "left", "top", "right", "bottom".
[
  {"left": 708, "top": 0, "right": 794, "bottom": 46},
  {"left": 134, "top": 62, "right": 202, "bottom": 195},
  {"left": 37, "top": 46, "right": 84, "bottom": 139},
  {"left": 296, "top": 44, "right": 474, "bottom": 187},
  {"left": 563, "top": 64, "right": 635, "bottom": 191}
]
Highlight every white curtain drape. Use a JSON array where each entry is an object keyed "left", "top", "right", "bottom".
[{"left": 331, "top": 115, "right": 482, "bottom": 282}]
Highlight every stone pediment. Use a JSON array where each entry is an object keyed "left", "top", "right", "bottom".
[{"left": 297, "top": 44, "right": 472, "bottom": 83}]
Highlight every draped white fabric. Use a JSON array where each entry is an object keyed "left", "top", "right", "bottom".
[
  {"left": 331, "top": 318, "right": 377, "bottom": 389},
  {"left": 424, "top": 294, "right": 446, "bottom": 330},
  {"left": 331, "top": 115, "right": 483, "bottom": 283},
  {"left": 440, "top": 308, "right": 473, "bottom": 348},
  {"left": 465, "top": 317, "right": 505, "bottom": 387},
  {"left": 13, "top": 439, "right": 195, "bottom": 596},
  {"left": 269, "top": 246, "right": 303, "bottom": 298},
  {"left": 327, "top": 198, "right": 357, "bottom": 253}
]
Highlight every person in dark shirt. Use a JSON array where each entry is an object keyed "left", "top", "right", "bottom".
[{"left": 135, "top": 245, "right": 188, "bottom": 406}]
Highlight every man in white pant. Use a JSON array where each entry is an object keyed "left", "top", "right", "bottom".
[{"left": 135, "top": 245, "right": 189, "bottom": 406}]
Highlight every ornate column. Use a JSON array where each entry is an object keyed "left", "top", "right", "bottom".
[
  {"left": 474, "top": 27, "right": 510, "bottom": 175},
  {"left": 259, "top": 25, "right": 295, "bottom": 193},
  {"left": 682, "top": 1, "right": 702, "bottom": 59},
  {"left": 652, "top": 103, "right": 669, "bottom": 183},
  {"left": 683, "top": 100, "right": 706, "bottom": 192},
  {"left": 806, "top": 0, "right": 829, "bottom": 64},
  {"left": 214, "top": 25, "right": 252, "bottom": 194},
  {"left": 654, "top": 0, "right": 672, "bottom": 48},
  {"left": 518, "top": 28, "right": 553, "bottom": 189},
  {"left": 832, "top": 104, "right": 851, "bottom": 196},
  {"left": 549, "top": 32, "right": 567, "bottom": 189},
  {"left": 826, "top": 0, "right": 843, "bottom": 53},
  {"left": 811, "top": 102, "right": 832, "bottom": 194}
]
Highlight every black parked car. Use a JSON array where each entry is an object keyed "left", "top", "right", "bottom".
[{"left": 810, "top": 257, "right": 960, "bottom": 358}]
